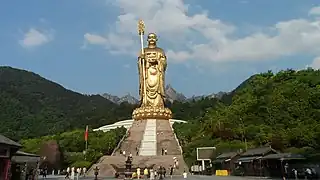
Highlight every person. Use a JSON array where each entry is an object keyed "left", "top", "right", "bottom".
[
  {"left": 149, "top": 169, "right": 155, "bottom": 180},
  {"left": 164, "top": 149, "right": 167, "bottom": 155},
  {"left": 122, "top": 150, "right": 126, "bottom": 156},
  {"left": 161, "top": 148, "right": 164, "bottom": 155},
  {"left": 292, "top": 168, "right": 298, "bottom": 180},
  {"left": 175, "top": 159, "right": 179, "bottom": 169},
  {"left": 283, "top": 163, "right": 288, "bottom": 179},
  {"left": 305, "top": 168, "right": 312, "bottom": 179},
  {"left": 76, "top": 168, "right": 80, "bottom": 180},
  {"left": 158, "top": 166, "right": 164, "bottom": 180},
  {"left": 132, "top": 172, "right": 137, "bottom": 179},
  {"left": 169, "top": 165, "right": 174, "bottom": 179},
  {"left": 70, "top": 167, "right": 75, "bottom": 180},
  {"left": 183, "top": 170, "right": 187, "bottom": 179},
  {"left": 42, "top": 166, "right": 47, "bottom": 179},
  {"left": 144, "top": 167, "right": 149, "bottom": 179},
  {"left": 154, "top": 169, "right": 158, "bottom": 179},
  {"left": 82, "top": 167, "right": 87, "bottom": 177},
  {"left": 65, "top": 168, "right": 70, "bottom": 179},
  {"left": 137, "top": 167, "right": 141, "bottom": 179}
]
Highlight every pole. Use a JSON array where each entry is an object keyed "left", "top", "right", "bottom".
[
  {"left": 85, "top": 140, "right": 88, "bottom": 160},
  {"left": 138, "top": 20, "right": 147, "bottom": 105},
  {"left": 141, "top": 35, "right": 147, "bottom": 105},
  {"left": 202, "top": 160, "right": 205, "bottom": 174},
  {"left": 84, "top": 125, "right": 88, "bottom": 160}
]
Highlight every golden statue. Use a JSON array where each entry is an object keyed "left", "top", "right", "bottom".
[{"left": 132, "top": 20, "right": 172, "bottom": 120}]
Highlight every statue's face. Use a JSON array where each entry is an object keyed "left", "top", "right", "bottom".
[{"left": 147, "top": 33, "right": 157, "bottom": 45}]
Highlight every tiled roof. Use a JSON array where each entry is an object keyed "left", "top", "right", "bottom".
[
  {"left": 15, "top": 151, "right": 39, "bottom": 157},
  {"left": 241, "top": 146, "right": 277, "bottom": 156},
  {"left": 216, "top": 152, "right": 238, "bottom": 159},
  {"left": 261, "top": 153, "right": 305, "bottom": 160},
  {"left": 12, "top": 151, "right": 40, "bottom": 163},
  {"left": 0, "top": 134, "right": 21, "bottom": 147}
]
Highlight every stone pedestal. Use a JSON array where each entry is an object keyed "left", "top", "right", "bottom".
[{"left": 132, "top": 106, "right": 172, "bottom": 120}]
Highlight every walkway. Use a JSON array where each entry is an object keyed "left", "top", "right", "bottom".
[{"left": 139, "top": 119, "right": 157, "bottom": 156}]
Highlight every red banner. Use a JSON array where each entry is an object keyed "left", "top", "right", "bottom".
[{"left": 84, "top": 125, "right": 88, "bottom": 141}]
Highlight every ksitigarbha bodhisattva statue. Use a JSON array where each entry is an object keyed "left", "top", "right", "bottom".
[{"left": 132, "top": 20, "right": 172, "bottom": 120}]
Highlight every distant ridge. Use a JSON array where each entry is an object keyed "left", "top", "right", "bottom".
[{"left": 101, "top": 84, "right": 227, "bottom": 104}]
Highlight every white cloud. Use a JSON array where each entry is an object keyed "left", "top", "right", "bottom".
[
  {"left": 84, "top": 33, "right": 107, "bottom": 45},
  {"left": 84, "top": 1, "right": 320, "bottom": 63},
  {"left": 19, "top": 28, "right": 53, "bottom": 48},
  {"left": 311, "top": 57, "right": 320, "bottom": 69},
  {"left": 123, "top": 64, "right": 130, "bottom": 68},
  {"left": 309, "top": 6, "right": 320, "bottom": 16}
]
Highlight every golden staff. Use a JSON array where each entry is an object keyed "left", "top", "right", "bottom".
[{"left": 138, "top": 19, "right": 147, "bottom": 105}]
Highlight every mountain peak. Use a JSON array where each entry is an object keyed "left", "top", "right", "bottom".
[
  {"left": 101, "top": 85, "right": 227, "bottom": 104},
  {"left": 102, "top": 93, "right": 138, "bottom": 105},
  {"left": 165, "top": 84, "right": 187, "bottom": 102},
  {"left": 166, "top": 84, "right": 174, "bottom": 89}
]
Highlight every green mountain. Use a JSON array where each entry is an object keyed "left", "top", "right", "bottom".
[
  {"left": 174, "top": 68, "right": 320, "bottom": 165},
  {"left": 0, "top": 66, "right": 136, "bottom": 140}
]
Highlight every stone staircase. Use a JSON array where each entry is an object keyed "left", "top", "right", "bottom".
[
  {"left": 156, "top": 119, "right": 182, "bottom": 155},
  {"left": 88, "top": 119, "right": 188, "bottom": 177},
  {"left": 139, "top": 119, "right": 157, "bottom": 156},
  {"left": 113, "top": 120, "right": 146, "bottom": 156}
]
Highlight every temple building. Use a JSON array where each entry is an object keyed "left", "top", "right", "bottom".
[{"left": 0, "top": 134, "right": 40, "bottom": 180}]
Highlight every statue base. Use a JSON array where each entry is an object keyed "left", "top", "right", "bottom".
[{"left": 132, "top": 106, "right": 172, "bottom": 120}]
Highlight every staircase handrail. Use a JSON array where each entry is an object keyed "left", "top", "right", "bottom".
[
  {"left": 170, "top": 123, "right": 183, "bottom": 154},
  {"left": 111, "top": 127, "right": 130, "bottom": 156},
  {"left": 86, "top": 155, "right": 105, "bottom": 174},
  {"left": 87, "top": 127, "right": 130, "bottom": 174}
]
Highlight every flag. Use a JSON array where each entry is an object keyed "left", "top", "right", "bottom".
[{"left": 84, "top": 125, "right": 88, "bottom": 141}]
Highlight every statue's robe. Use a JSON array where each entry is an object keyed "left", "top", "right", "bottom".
[{"left": 137, "top": 46, "right": 167, "bottom": 107}]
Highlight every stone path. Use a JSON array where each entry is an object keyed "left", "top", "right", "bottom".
[
  {"left": 43, "top": 175, "right": 281, "bottom": 180},
  {"left": 139, "top": 119, "right": 157, "bottom": 156}
]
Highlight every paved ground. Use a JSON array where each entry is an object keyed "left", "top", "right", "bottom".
[{"left": 40, "top": 175, "right": 279, "bottom": 180}]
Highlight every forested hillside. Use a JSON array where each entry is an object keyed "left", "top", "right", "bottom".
[
  {"left": 2, "top": 66, "right": 320, "bottom": 167},
  {"left": 0, "top": 66, "right": 136, "bottom": 139},
  {"left": 0, "top": 66, "right": 225, "bottom": 140},
  {"left": 174, "top": 68, "right": 320, "bottom": 166}
]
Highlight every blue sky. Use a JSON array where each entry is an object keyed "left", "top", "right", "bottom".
[{"left": 1, "top": 0, "right": 320, "bottom": 97}]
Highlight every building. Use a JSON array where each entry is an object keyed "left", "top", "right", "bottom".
[
  {"left": 261, "top": 153, "right": 305, "bottom": 178},
  {"left": 212, "top": 151, "right": 240, "bottom": 174},
  {"left": 0, "top": 134, "right": 21, "bottom": 180},
  {"left": 0, "top": 134, "right": 40, "bottom": 180},
  {"left": 235, "top": 146, "right": 278, "bottom": 176},
  {"left": 11, "top": 151, "right": 40, "bottom": 180}
]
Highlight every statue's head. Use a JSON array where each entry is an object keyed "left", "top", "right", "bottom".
[{"left": 147, "top": 33, "right": 157, "bottom": 46}]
